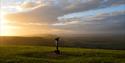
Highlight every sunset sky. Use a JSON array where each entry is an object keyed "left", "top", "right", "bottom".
[{"left": 0, "top": 0, "right": 125, "bottom": 36}]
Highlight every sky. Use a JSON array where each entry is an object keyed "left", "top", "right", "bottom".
[{"left": 0, "top": 0, "right": 125, "bottom": 36}]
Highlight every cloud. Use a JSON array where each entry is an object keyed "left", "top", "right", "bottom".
[
  {"left": 53, "top": 10, "right": 125, "bottom": 34},
  {"left": 4, "top": 0, "right": 102, "bottom": 24},
  {"left": 3, "top": 0, "right": 125, "bottom": 35},
  {"left": 5, "top": 5, "right": 62, "bottom": 24},
  {"left": 53, "top": 21, "right": 79, "bottom": 26},
  {"left": 108, "top": 0, "right": 125, "bottom": 6},
  {"left": 1, "top": 0, "right": 113, "bottom": 23},
  {"left": 20, "top": 1, "right": 40, "bottom": 9},
  {"left": 63, "top": 0, "right": 101, "bottom": 13}
]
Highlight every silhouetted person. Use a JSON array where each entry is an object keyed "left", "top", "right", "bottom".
[{"left": 54, "top": 37, "right": 60, "bottom": 54}]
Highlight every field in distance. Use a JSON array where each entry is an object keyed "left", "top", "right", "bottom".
[
  {"left": 0, "top": 46, "right": 125, "bottom": 63},
  {"left": 0, "top": 34, "right": 125, "bottom": 50}
]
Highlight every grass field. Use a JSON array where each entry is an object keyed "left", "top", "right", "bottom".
[{"left": 0, "top": 46, "right": 125, "bottom": 63}]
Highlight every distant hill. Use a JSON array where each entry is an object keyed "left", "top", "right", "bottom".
[{"left": 0, "top": 34, "right": 125, "bottom": 50}]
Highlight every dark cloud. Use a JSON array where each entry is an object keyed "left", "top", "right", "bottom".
[
  {"left": 108, "top": 0, "right": 125, "bottom": 6},
  {"left": 53, "top": 11, "right": 125, "bottom": 34},
  {"left": 4, "top": 0, "right": 102, "bottom": 24},
  {"left": 5, "top": 0, "right": 124, "bottom": 24},
  {"left": 5, "top": 5, "right": 63, "bottom": 24},
  {"left": 4, "top": 0, "right": 125, "bottom": 34}
]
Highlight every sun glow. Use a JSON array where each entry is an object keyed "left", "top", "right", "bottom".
[{"left": 0, "top": 12, "right": 15, "bottom": 36}]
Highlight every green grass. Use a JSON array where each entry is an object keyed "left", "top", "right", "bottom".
[{"left": 0, "top": 46, "right": 125, "bottom": 63}]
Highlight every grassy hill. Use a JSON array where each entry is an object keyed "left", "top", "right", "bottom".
[{"left": 0, "top": 46, "right": 125, "bottom": 63}]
